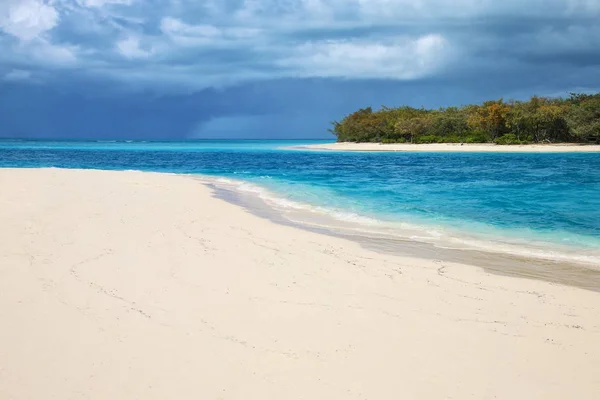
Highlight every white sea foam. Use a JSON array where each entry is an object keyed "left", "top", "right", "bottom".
[
  {"left": 198, "top": 174, "right": 600, "bottom": 268},
  {"left": 236, "top": 182, "right": 309, "bottom": 211},
  {"left": 314, "top": 207, "right": 381, "bottom": 225}
]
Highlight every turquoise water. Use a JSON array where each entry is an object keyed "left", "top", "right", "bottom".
[{"left": 2, "top": 139, "right": 600, "bottom": 266}]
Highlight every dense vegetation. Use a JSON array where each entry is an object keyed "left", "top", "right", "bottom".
[{"left": 330, "top": 93, "right": 600, "bottom": 144}]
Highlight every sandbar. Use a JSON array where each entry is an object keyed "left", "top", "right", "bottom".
[
  {"left": 292, "top": 142, "right": 600, "bottom": 152},
  {"left": 1, "top": 168, "right": 599, "bottom": 399}
]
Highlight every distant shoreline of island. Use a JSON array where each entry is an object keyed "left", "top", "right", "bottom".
[
  {"left": 289, "top": 142, "right": 600, "bottom": 152},
  {"left": 328, "top": 93, "right": 600, "bottom": 146}
]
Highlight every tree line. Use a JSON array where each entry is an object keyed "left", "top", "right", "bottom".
[{"left": 330, "top": 93, "right": 600, "bottom": 144}]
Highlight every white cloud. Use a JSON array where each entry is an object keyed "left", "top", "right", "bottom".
[
  {"left": 161, "top": 17, "right": 220, "bottom": 38},
  {"left": 0, "top": 0, "right": 598, "bottom": 89},
  {"left": 229, "top": 0, "right": 600, "bottom": 25},
  {"left": 0, "top": 0, "right": 78, "bottom": 66},
  {"left": 78, "top": 0, "right": 135, "bottom": 8},
  {"left": 3, "top": 69, "right": 32, "bottom": 81},
  {"left": 116, "top": 36, "right": 154, "bottom": 59},
  {"left": 0, "top": 0, "right": 59, "bottom": 41},
  {"left": 32, "top": 41, "right": 79, "bottom": 64},
  {"left": 160, "top": 17, "right": 220, "bottom": 46},
  {"left": 0, "top": 0, "right": 77, "bottom": 67},
  {"left": 280, "top": 34, "right": 451, "bottom": 79},
  {"left": 159, "top": 17, "right": 261, "bottom": 47},
  {"left": 7, "top": 39, "right": 79, "bottom": 66}
]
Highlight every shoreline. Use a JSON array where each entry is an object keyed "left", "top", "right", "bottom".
[
  {"left": 290, "top": 142, "right": 600, "bottom": 152},
  {"left": 199, "top": 175, "right": 600, "bottom": 291},
  {"left": 5, "top": 167, "right": 600, "bottom": 286},
  {"left": 2, "top": 168, "right": 600, "bottom": 399}
]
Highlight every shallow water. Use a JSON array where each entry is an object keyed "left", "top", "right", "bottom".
[{"left": 1, "top": 139, "right": 599, "bottom": 268}]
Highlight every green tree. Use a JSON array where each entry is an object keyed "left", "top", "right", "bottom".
[
  {"left": 331, "top": 93, "right": 597, "bottom": 144},
  {"left": 566, "top": 93, "right": 600, "bottom": 142},
  {"left": 467, "top": 100, "right": 510, "bottom": 142}
]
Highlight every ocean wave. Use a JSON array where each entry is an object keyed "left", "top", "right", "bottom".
[{"left": 196, "top": 174, "right": 600, "bottom": 268}]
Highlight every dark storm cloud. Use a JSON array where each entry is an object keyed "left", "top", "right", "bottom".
[{"left": 1, "top": 0, "right": 599, "bottom": 138}]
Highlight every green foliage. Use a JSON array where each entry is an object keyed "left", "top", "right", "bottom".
[
  {"left": 566, "top": 93, "right": 600, "bottom": 141},
  {"left": 494, "top": 134, "right": 525, "bottom": 145},
  {"left": 330, "top": 93, "right": 600, "bottom": 144},
  {"left": 464, "top": 131, "right": 488, "bottom": 143},
  {"left": 415, "top": 135, "right": 439, "bottom": 144}
]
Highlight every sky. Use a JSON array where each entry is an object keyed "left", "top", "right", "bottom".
[{"left": 1, "top": 0, "right": 599, "bottom": 139}]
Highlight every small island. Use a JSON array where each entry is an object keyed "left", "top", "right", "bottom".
[{"left": 330, "top": 93, "right": 600, "bottom": 145}]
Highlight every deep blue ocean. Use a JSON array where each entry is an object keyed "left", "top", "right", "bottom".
[{"left": 2, "top": 139, "right": 600, "bottom": 266}]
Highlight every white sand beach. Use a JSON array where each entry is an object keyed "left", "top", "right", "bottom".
[
  {"left": 293, "top": 142, "right": 600, "bottom": 152},
  {"left": 1, "top": 168, "right": 599, "bottom": 399}
]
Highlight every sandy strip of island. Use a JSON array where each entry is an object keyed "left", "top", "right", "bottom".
[
  {"left": 1, "top": 168, "right": 599, "bottom": 400},
  {"left": 291, "top": 142, "right": 600, "bottom": 152}
]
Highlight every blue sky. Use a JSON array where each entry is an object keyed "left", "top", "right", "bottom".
[{"left": 1, "top": 0, "right": 599, "bottom": 139}]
